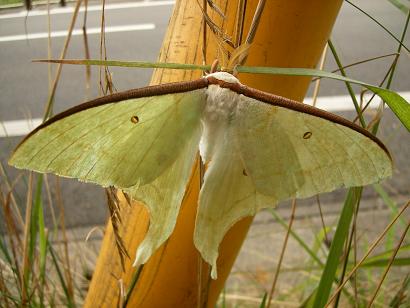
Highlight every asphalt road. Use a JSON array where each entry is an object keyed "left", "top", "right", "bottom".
[{"left": 0, "top": 0, "right": 409, "bottom": 230}]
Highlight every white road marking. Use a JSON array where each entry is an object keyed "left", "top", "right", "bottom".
[
  {"left": 303, "top": 91, "right": 410, "bottom": 111},
  {"left": 1, "top": 118, "right": 42, "bottom": 137},
  {"left": 0, "top": 23, "right": 155, "bottom": 42},
  {"left": 2, "top": 91, "right": 409, "bottom": 137},
  {"left": 0, "top": 1, "right": 175, "bottom": 19}
]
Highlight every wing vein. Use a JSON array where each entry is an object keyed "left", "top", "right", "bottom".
[
  {"left": 44, "top": 104, "right": 145, "bottom": 170},
  {"left": 25, "top": 104, "right": 115, "bottom": 164},
  {"left": 101, "top": 102, "right": 179, "bottom": 185},
  {"left": 337, "top": 125, "right": 380, "bottom": 181}
]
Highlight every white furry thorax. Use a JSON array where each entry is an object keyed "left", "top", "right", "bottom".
[
  {"left": 199, "top": 72, "right": 241, "bottom": 162},
  {"left": 203, "top": 72, "right": 241, "bottom": 122}
]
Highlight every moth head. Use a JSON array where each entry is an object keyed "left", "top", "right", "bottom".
[{"left": 206, "top": 71, "right": 240, "bottom": 84}]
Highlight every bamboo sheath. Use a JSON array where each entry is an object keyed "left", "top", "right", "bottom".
[{"left": 84, "top": 0, "right": 343, "bottom": 306}]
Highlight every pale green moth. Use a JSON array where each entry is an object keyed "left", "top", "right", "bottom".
[{"left": 9, "top": 72, "right": 392, "bottom": 279}]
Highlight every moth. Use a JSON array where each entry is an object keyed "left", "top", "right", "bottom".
[{"left": 9, "top": 71, "right": 392, "bottom": 278}]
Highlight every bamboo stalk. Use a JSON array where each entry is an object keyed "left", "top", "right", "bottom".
[{"left": 84, "top": 0, "right": 343, "bottom": 306}]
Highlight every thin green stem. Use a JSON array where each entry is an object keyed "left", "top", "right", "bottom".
[
  {"left": 366, "top": 222, "right": 410, "bottom": 307},
  {"left": 268, "top": 209, "right": 324, "bottom": 267},
  {"left": 334, "top": 196, "right": 361, "bottom": 307},
  {"left": 326, "top": 201, "right": 409, "bottom": 307},
  {"left": 386, "top": 9, "right": 410, "bottom": 90},
  {"left": 123, "top": 265, "right": 144, "bottom": 307},
  {"left": 266, "top": 200, "right": 297, "bottom": 308},
  {"left": 327, "top": 40, "right": 366, "bottom": 128},
  {"left": 345, "top": 0, "right": 410, "bottom": 53},
  {"left": 371, "top": 8, "right": 410, "bottom": 135}
]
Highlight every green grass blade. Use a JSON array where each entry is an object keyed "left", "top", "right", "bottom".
[
  {"left": 29, "top": 175, "right": 43, "bottom": 261},
  {"left": 300, "top": 289, "right": 316, "bottom": 308},
  {"left": 237, "top": 66, "right": 410, "bottom": 131},
  {"left": 48, "top": 245, "right": 75, "bottom": 308},
  {"left": 0, "top": 291, "right": 20, "bottom": 307},
  {"left": 361, "top": 244, "right": 410, "bottom": 267},
  {"left": 123, "top": 265, "right": 144, "bottom": 307},
  {"left": 0, "top": 236, "right": 12, "bottom": 264},
  {"left": 311, "top": 226, "right": 332, "bottom": 264},
  {"left": 221, "top": 287, "right": 226, "bottom": 308},
  {"left": 35, "top": 59, "right": 211, "bottom": 71},
  {"left": 334, "top": 209, "right": 359, "bottom": 308},
  {"left": 328, "top": 39, "right": 366, "bottom": 127},
  {"left": 312, "top": 187, "right": 362, "bottom": 308},
  {"left": 38, "top": 196, "right": 48, "bottom": 308},
  {"left": 389, "top": 275, "right": 410, "bottom": 307},
  {"left": 387, "top": 0, "right": 410, "bottom": 14},
  {"left": 35, "top": 58, "right": 410, "bottom": 131},
  {"left": 20, "top": 174, "right": 44, "bottom": 305},
  {"left": 373, "top": 184, "right": 407, "bottom": 227},
  {"left": 373, "top": 183, "right": 406, "bottom": 251},
  {"left": 366, "top": 84, "right": 410, "bottom": 130},
  {"left": 361, "top": 257, "right": 410, "bottom": 267},
  {"left": 376, "top": 8, "right": 410, "bottom": 133},
  {"left": 0, "top": 236, "right": 22, "bottom": 296},
  {"left": 268, "top": 209, "right": 324, "bottom": 267},
  {"left": 259, "top": 292, "right": 268, "bottom": 308},
  {"left": 345, "top": 0, "right": 410, "bottom": 52}
]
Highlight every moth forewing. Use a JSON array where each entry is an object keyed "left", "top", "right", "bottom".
[{"left": 8, "top": 71, "right": 393, "bottom": 279}]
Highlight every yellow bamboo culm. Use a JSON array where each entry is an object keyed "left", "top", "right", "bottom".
[{"left": 84, "top": 0, "right": 343, "bottom": 306}]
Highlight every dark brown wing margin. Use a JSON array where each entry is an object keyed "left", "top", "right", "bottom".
[
  {"left": 207, "top": 76, "right": 392, "bottom": 161},
  {"left": 14, "top": 74, "right": 391, "bottom": 162},
  {"left": 18, "top": 78, "right": 209, "bottom": 145}
]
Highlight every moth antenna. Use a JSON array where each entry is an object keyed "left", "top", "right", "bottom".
[{"left": 228, "top": 42, "right": 252, "bottom": 76}]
